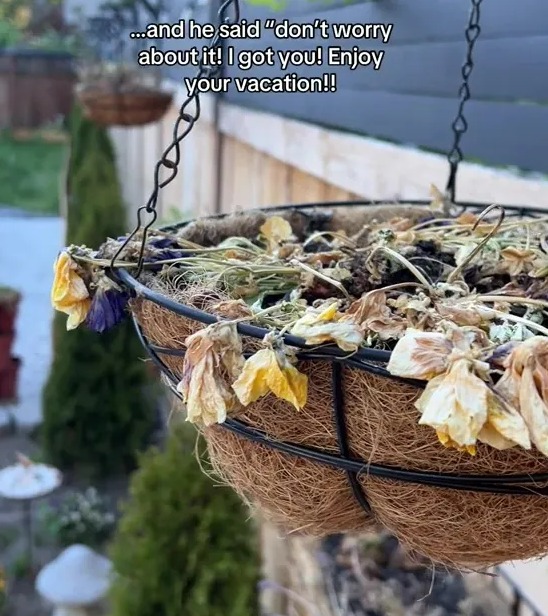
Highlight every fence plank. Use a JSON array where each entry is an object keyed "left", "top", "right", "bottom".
[
  {"left": 260, "top": 155, "right": 290, "bottom": 207},
  {"left": 239, "top": 0, "right": 548, "bottom": 41},
  {"left": 225, "top": 35, "right": 548, "bottom": 102},
  {"left": 220, "top": 135, "right": 236, "bottom": 214},
  {"left": 226, "top": 90, "right": 548, "bottom": 173},
  {"left": 289, "top": 168, "right": 328, "bottom": 204}
]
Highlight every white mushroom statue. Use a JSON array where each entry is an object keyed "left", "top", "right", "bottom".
[{"left": 35, "top": 544, "right": 113, "bottom": 616}]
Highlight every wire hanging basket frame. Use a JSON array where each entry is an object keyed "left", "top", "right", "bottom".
[{"left": 106, "top": 0, "right": 548, "bottom": 565}]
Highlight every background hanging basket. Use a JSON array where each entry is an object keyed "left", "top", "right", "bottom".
[
  {"left": 75, "top": 83, "right": 173, "bottom": 127},
  {"left": 118, "top": 203, "right": 548, "bottom": 570}
]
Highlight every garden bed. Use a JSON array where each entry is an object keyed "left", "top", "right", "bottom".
[{"left": 277, "top": 532, "right": 513, "bottom": 616}]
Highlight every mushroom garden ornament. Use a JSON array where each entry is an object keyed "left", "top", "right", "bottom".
[{"left": 36, "top": 544, "right": 113, "bottom": 616}]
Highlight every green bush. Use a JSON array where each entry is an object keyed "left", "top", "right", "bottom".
[
  {"left": 42, "top": 104, "right": 154, "bottom": 478},
  {"left": 109, "top": 424, "right": 259, "bottom": 616}
]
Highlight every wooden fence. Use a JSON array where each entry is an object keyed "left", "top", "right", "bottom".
[
  {"left": 161, "top": 0, "right": 548, "bottom": 174},
  {"left": 0, "top": 49, "right": 75, "bottom": 129}
]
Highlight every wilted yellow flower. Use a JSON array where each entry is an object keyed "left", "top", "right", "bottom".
[
  {"left": 51, "top": 251, "right": 91, "bottom": 330},
  {"left": 500, "top": 247, "right": 537, "bottom": 276},
  {"left": 290, "top": 301, "right": 364, "bottom": 352},
  {"left": 178, "top": 323, "right": 244, "bottom": 427},
  {"left": 495, "top": 336, "right": 548, "bottom": 456},
  {"left": 477, "top": 392, "right": 531, "bottom": 451},
  {"left": 417, "top": 359, "right": 489, "bottom": 454},
  {"left": 260, "top": 216, "right": 293, "bottom": 253},
  {"left": 387, "top": 329, "right": 453, "bottom": 380},
  {"left": 232, "top": 344, "right": 308, "bottom": 410}
]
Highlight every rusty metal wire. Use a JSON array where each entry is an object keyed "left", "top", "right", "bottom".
[
  {"left": 445, "top": 0, "right": 483, "bottom": 203},
  {"left": 110, "top": 0, "right": 241, "bottom": 274}
]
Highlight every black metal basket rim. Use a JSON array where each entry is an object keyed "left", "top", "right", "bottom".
[{"left": 115, "top": 199, "right": 548, "bottom": 373}]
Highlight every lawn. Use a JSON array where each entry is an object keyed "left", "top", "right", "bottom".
[{"left": 0, "top": 130, "right": 67, "bottom": 215}]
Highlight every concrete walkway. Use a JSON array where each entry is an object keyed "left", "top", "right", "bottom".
[{"left": 0, "top": 208, "right": 64, "bottom": 428}]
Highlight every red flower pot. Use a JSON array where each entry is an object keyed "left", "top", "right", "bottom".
[
  {"left": 0, "top": 357, "right": 21, "bottom": 402},
  {"left": 0, "top": 333, "right": 14, "bottom": 371},
  {"left": 0, "top": 290, "right": 20, "bottom": 335},
  {"left": 0, "top": 305, "right": 17, "bottom": 334}
]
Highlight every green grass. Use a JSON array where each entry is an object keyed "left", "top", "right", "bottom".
[{"left": 0, "top": 130, "right": 67, "bottom": 215}]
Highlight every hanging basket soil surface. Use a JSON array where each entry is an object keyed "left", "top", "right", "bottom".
[
  {"left": 105, "top": 201, "right": 548, "bottom": 570},
  {"left": 54, "top": 200, "right": 548, "bottom": 569},
  {"left": 75, "top": 83, "right": 173, "bottom": 127}
]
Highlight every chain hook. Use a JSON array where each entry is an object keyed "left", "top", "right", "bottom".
[
  {"left": 445, "top": 0, "right": 483, "bottom": 204},
  {"left": 110, "top": 0, "right": 241, "bottom": 276}
]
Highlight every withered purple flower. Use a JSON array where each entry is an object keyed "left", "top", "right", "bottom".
[
  {"left": 149, "top": 237, "right": 178, "bottom": 249},
  {"left": 85, "top": 287, "right": 129, "bottom": 333}
]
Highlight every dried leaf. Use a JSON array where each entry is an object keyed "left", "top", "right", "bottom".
[{"left": 500, "top": 247, "right": 537, "bottom": 276}]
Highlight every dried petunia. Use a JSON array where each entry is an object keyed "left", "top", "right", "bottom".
[
  {"left": 456, "top": 211, "right": 479, "bottom": 226},
  {"left": 386, "top": 329, "right": 453, "bottom": 380},
  {"left": 435, "top": 300, "right": 494, "bottom": 328},
  {"left": 85, "top": 286, "right": 128, "bottom": 333},
  {"left": 417, "top": 359, "right": 489, "bottom": 455},
  {"left": 500, "top": 247, "right": 537, "bottom": 276},
  {"left": 232, "top": 341, "right": 308, "bottom": 410},
  {"left": 495, "top": 337, "right": 548, "bottom": 456},
  {"left": 51, "top": 251, "right": 91, "bottom": 330},
  {"left": 290, "top": 301, "right": 364, "bottom": 352},
  {"left": 211, "top": 299, "right": 253, "bottom": 320},
  {"left": 345, "top": 291, "right": 406, "bottom": 341},
  {"left": 477, "top": 391, "right": 531, "bottom": 451},
  {"left": 177, "top": 323, "right": 245, "bottom": 426},
  {"left": 260, "top": 216, "right": 293, "bottom": 253}
]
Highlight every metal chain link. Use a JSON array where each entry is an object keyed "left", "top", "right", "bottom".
[
  {"left": 111, "top": 0, "right": 241, "bottom": 274},
  {"left": 445, "top": 0, "right": 483, "bottom": 203}
]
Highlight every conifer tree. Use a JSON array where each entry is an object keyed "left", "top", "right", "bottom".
[
  {"left": 42, "top": 105, "right": 154, "bottom": 477},
  {"left": 109, "top": 424, "right": 259, "bottom": 616}
]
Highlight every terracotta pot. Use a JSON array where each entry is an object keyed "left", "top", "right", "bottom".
[
  {"left": 0, "top": 357, "right": 21, "bottom": 402},
  {"left": 0, "top": 333, "right": 14, "bottom": 371},
  {"left": 0, "top": 291, "right": 20, "bottom": 334},
  {"left": 0, "top": 306, "right": 17, "bottom": 335}
]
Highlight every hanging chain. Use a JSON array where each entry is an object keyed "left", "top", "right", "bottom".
[
  {"left": 111, "top": 0, "right": 241, "bottom": 274},
  {"left": 445, "top": 0, "right": 483, "bottom": 203}
]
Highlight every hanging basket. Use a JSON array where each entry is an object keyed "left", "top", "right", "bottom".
[
  {"left": 55, "top": 0, "right": 548, "bottom": 572},
  {"left": 99, "top": 200, "right": 548, "bottom": 570},
  {"left": 75, "top": 83, "right": 173, "bottom": 127}
]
